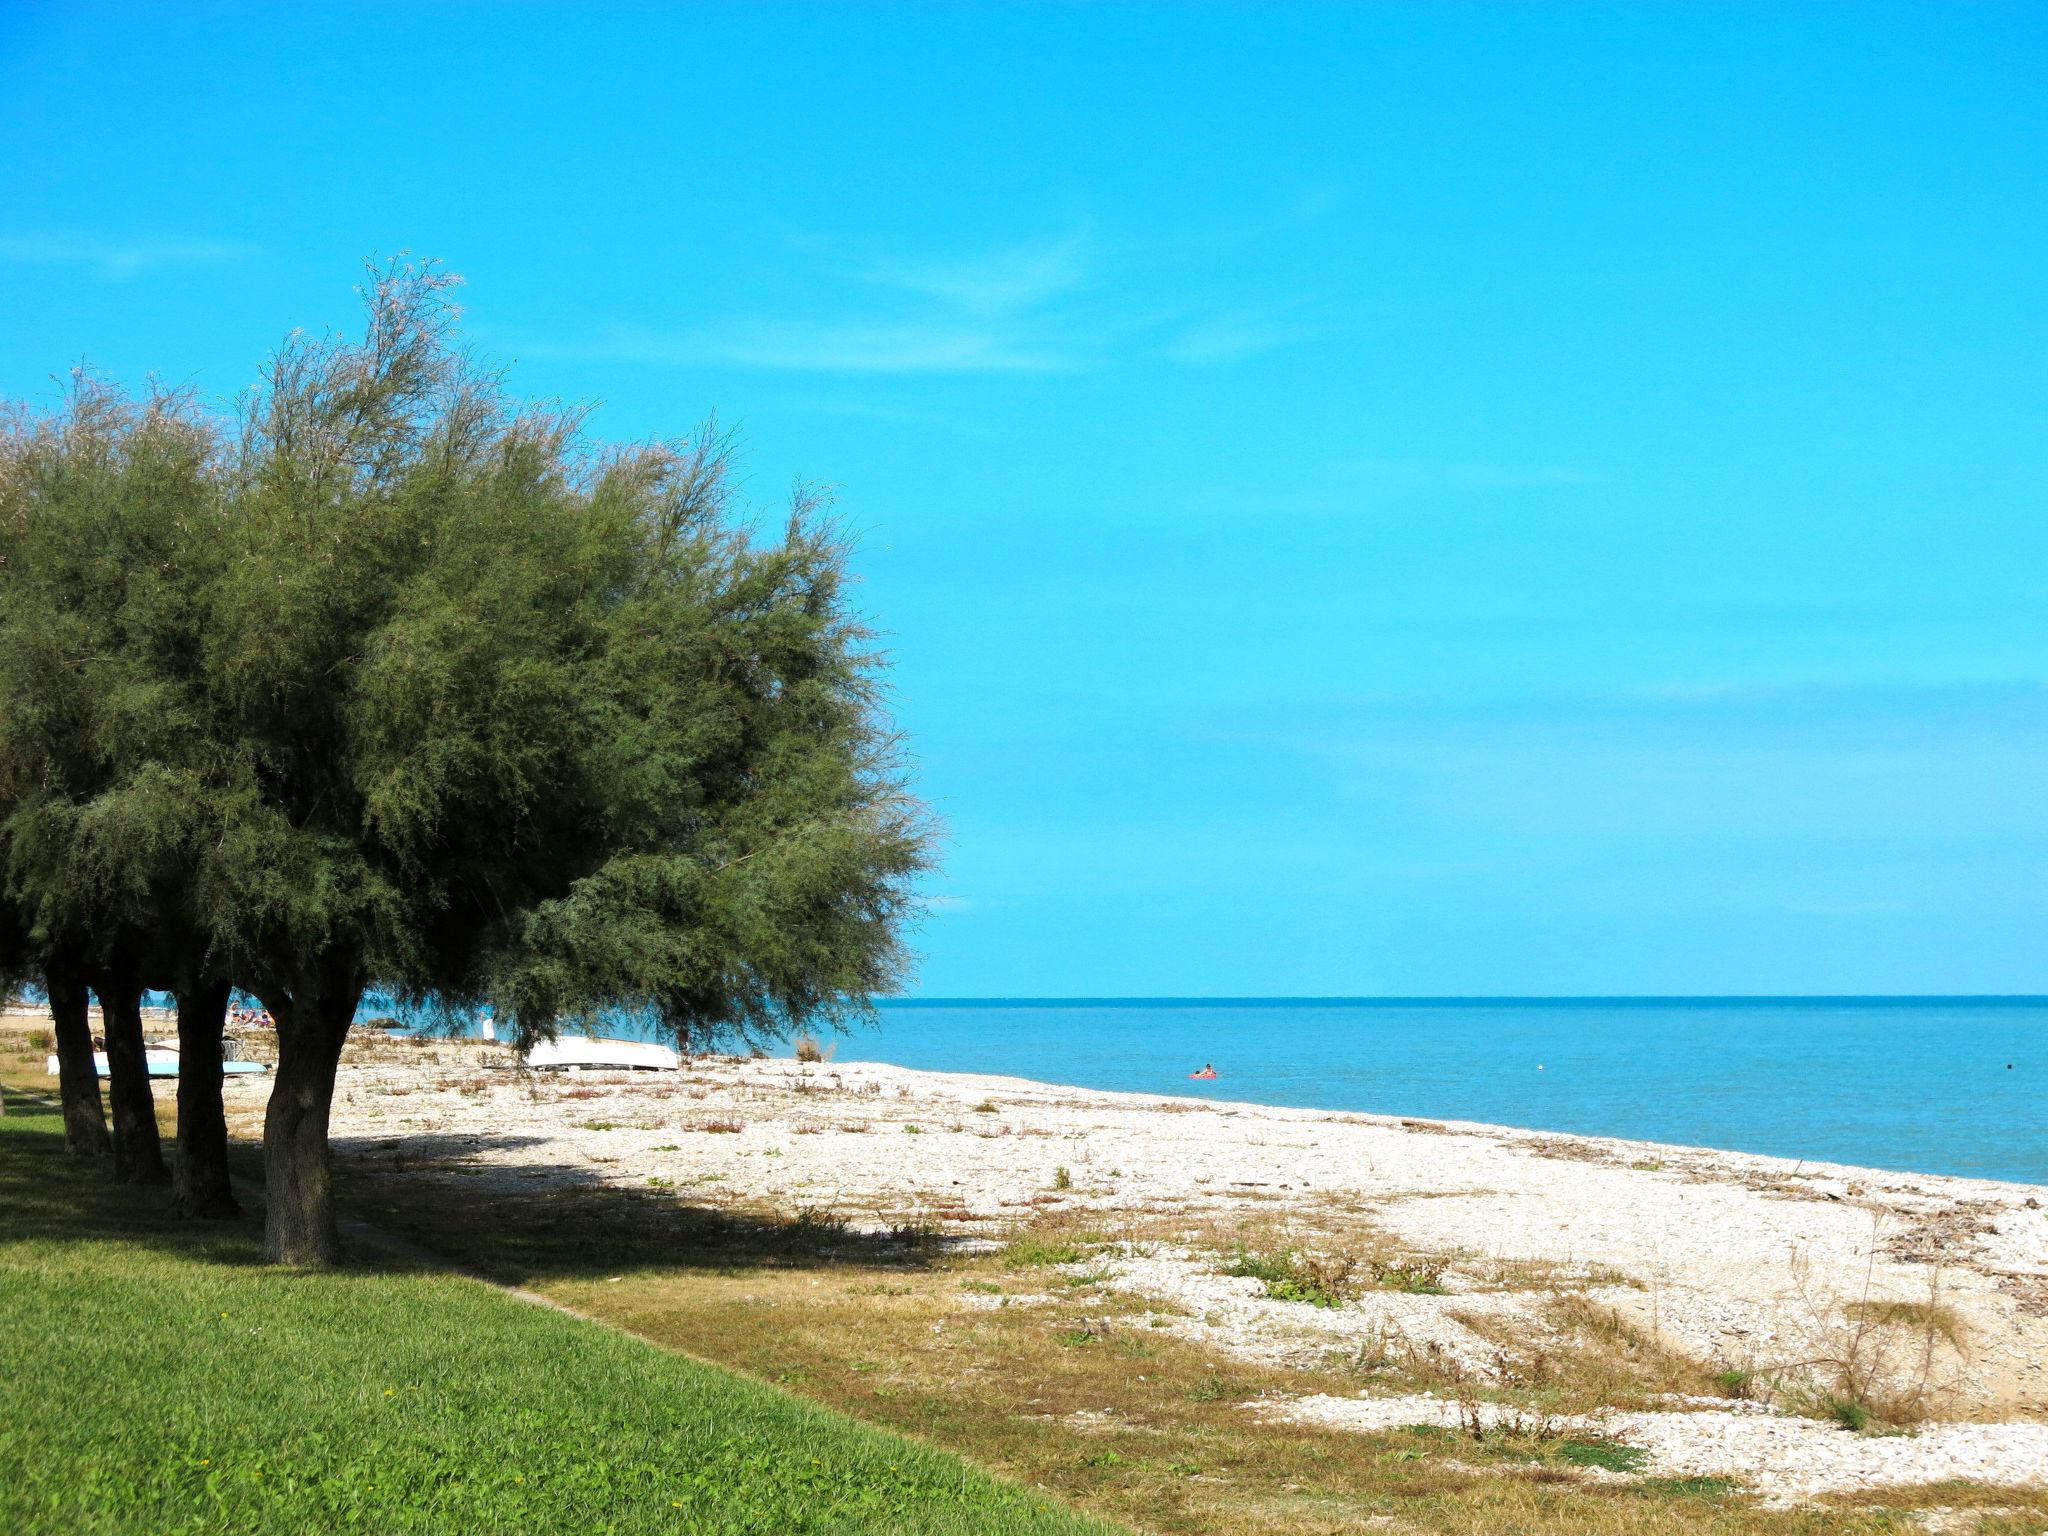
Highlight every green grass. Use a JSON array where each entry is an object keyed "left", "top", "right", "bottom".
[
  {"left": 1557, "top": 1440, "right": 1651, "bottom": 1474},
  {"left": 1219, "top": 1245, "right": 1350, "bottom": 1307},
  {"left": 0, "top": 1101, "right": 1119, "bottom": 1536},
  {"left": 1004, "top": 1236, "right": 1087, "bottom": 1267}
]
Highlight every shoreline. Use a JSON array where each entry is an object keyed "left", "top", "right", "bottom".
[
  {"left": 799, "top": 1054, "right": 2048, "bottom": 1199},
  {"left": 280, "top": 1040, "right": 2048, "bottom": 1402}
]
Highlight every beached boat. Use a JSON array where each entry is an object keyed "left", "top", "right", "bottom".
[
  {"left": 47, "top": 1047, "right": 270, "bottom": 1078},
  {"left": 521, "top": 1035, "right": 681, "bottom": 1072}
]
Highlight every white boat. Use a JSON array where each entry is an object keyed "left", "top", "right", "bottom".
[
  {"left": 521, "top": 1035, "right": 680, "bottom": 1072},
  {"left": 46, "top": 1048, "right": 270, "bottom": 1078}
]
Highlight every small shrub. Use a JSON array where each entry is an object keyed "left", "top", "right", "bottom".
[
  {"left": 837, "top": 1122, "right": 870, "bottom": 1133},
  {"left": 973, "top": 1100, "right": 998, "bottom": 1113},
  {"left": 903, "top": 1124, "right": 923, "bottom": 1135},
  {"left": 26, "top": 1028, "right": 53, "bottom": 1052},
  {"left": 580, "top": 1120, "right": 620, "bottom": 1131},
  {"left": 1557, "top": 1439, "right": 1649, "bottom": 1473},
  {"left": 1052, "top": 1166, "right": 1071, "bottom": 1190},
  {"left": 693, "top": 1118, "right": 744, "bottom": 1134},
  {"left": 1825, "top": 1394, "right": 1870, "bottom": 1433},
  {"left": 793, "top": 1034, "right": 827, "bottom": 1064},
  {"left": 1714, "top": 1368, "right": 1755, "bottom": 1398},
  {"left": 1369, "top": 1256, "right": 1449, "bottom": 1295},
  {"left": 1055, "top": 1329, "right": 1099, "bottom": 1349},
  {"left": 1079, "top": 1449, "right": 1122, "bottom": 1467},
  {"left": 1221, "top": 1246, "right": 1358, "bottom": 1308},
  {"left": 1004, "top": 1236, "right": 1085, "bottom": 1267}
]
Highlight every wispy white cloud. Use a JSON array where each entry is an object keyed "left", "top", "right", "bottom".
[
  {"left": 1165, "top": 304, "right": 1308, "bottom": 364},
  {"left": 538, "top": 221, "right": 1320, "bottom": 376},
  {"left": 515, "top": 317, "right": 1077, "bottom": 376},
  {"left": 862, "top": 231, "right": 1092, "bottom": 317},
  {"left": 525, "top": 232, "right": 1100, "bottom": 375},
  {"left": 0, "top": 233, "right": 256, "bottom": 280},
  {"left": 711, "top": 319, "right": 1078, "bottom": 375}
]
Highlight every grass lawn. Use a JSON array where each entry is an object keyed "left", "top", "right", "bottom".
[{"left": 0, "top": 1096, "right": 1121, "bottom": 1536}]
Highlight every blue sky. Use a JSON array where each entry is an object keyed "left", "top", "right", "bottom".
[{"left": 3, "top": 2, "right": 2044, "bottom": 996}]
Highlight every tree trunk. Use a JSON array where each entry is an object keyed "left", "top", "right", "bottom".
[
  {"left": 95, "top": 970, "right": 169, "bottom": 1185},
  {"left": 173, "top": 978, "right": 239, "bottom": 1219},
  {"left": 46, "top": 970, "right": 110, "bottom": 1157},
  {"left": 261, "top": 978, "right": 361, "bottom": 1266}
]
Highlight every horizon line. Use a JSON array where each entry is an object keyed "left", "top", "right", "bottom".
[{"left": 879, "top": 992, "right": 2048, "bottom": 1006}]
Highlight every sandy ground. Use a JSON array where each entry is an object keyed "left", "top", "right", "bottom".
[{"left": 194, "top": 1038, "right": 2048, "bottom": 1500}]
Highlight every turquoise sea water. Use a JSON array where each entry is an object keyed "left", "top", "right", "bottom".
[{"left": 822, "top": 998, "right": 2048, "bottom": 1186}]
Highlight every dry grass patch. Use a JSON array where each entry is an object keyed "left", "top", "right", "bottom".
[{"left": 1840, "top": 1299, "right": 1966, "bottom": 1351}]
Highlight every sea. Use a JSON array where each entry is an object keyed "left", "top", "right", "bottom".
[
  {"left": 826, "top": 997, "right": 2048, "bottom": 1187},
  {"left": 370, "top": 994, "right": 2045, "bottom": 1187}
]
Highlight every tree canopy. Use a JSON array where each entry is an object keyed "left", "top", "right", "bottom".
[{"left": 0, "top": 263, "right": 932, "bottom": 1262}]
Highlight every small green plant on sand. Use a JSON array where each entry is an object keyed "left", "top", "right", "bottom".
[
  {"left": 1825, "top": 1394, "right": 1871, "bottom": 1433},
  {"left": 1052, "top": 1166, "right": 1072, "bottom": 1190},
  {"left": 1005, "top": 1236, "right": 1086, "bottom": 1268},
  {"left": 1368, "top": 1257, "right": 1449, "bottom": 1295},
  {"left": 1557, "top": 1439, "right": 1649, "bottom": 1474},
  {"left": 1221, "top": 1246, "right": 1356, "bottom": 1308}
]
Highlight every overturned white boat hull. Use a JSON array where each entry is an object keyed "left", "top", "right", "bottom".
[
  {"left": 47, "top": 1050, "right": 269, "bottom": 1078},
  {"left": 522, "top": 1035, "right": 680, "bottom": 1072}
]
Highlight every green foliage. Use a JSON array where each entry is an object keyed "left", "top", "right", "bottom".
[
  {"left": 1003, "top": 1237, "right": 1086, "bottom": 1268},
  {"left": 0, "top": 1104, "right": 1114, "bottom": 1536},
  {"left": 1220, "top": 1245, "right": 1357, "bottom": 1308},
  {"left": 1, "top": 265, "right": 934, "bottom": 1257},
  {"left": 1557, "top": 1440, "right": 1650, "bottom": 1474},
  {"left": 1824, "top": 1395, "right": 1871, "bottom": 1433},
  {"left": 1, "top": 260, "right": 931, "bottom": 1038}
]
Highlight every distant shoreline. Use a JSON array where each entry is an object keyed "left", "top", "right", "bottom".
[{"left": 880, "top": 993, "right": 2048, "bottom": 1007}]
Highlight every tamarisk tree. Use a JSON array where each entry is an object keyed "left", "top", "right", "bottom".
[
  {"left": 0, "top": 379, "right": 225, "bottom": 1184},
  {"left": 1, "top": 264, "right": 930, "bottom": 1263},
  {"left": 192, "top": 266, "right": 929, "bottom": 1265}
]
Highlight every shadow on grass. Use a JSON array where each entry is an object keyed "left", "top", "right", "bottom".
[
  {"left": 0, "top": 1097, "right": 273, "bottom": 1270},
  {"left": 328, "top": 1129, "right": 966, "bottom": 1287},
  {"left": 2, "top": 1086, "right": 962, "bottom": 1286}
]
